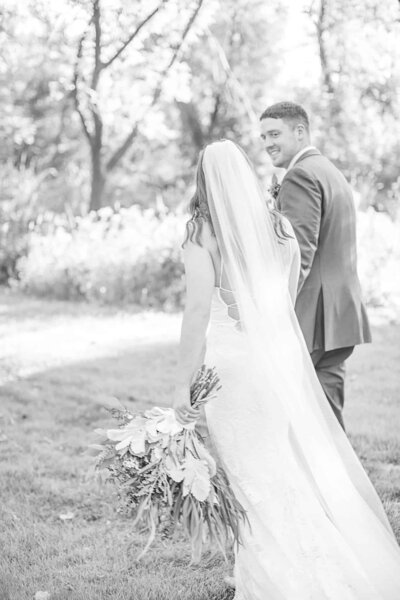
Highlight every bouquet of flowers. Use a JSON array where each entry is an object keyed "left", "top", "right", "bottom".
[{"left": 91, "top": 366, "right": 248, "bottom": 563}]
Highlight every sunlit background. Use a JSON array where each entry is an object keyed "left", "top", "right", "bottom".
[
  {"left": 0, "top": 0, "right": 399, "bottom": 313},
  {"left": 1, "top": 3, "right": 400, "bottom": 599}
]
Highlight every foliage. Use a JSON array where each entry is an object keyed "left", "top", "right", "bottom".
[
  {"left": 14, "top": 204, "right": 400, "bottom": 311},
  {"left": 2, "top": 0, "right": 400, "bottom": 308},
  {"left": 4, "top": 0, "right": 398, "bottom": 217},
  {"left": 68, "top": 0, "right": 217, "bottom": 210},
  {"left": 16, "top": 205, "right": 186, "bottom": 309},
  {"left": 357, "top": 208, "right": 400, "bottom": 310},
  {"left": 0, "top": 162, "right": 56, "bottom": 284},
  {"left": 174, "top": 0, "right": 287, "bottom": 162},
  {"left": 304, "top": 0, "right": 400, "bottom": 198}
]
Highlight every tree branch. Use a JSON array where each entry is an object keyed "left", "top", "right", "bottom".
[
  {"left": 106, "top": 0, "right": 205, "bottom": 172},
  {"left": 177, "top": 100, "right": 205, "bottom": 151},
  {"left": 89, "top": 0, "right": 104, "bottom": 154},
  {"left": 208, "top": 93, "right": 221, "bottom": 136},
  {"left": 91, "top": 0, "right": 102, "bottom": 89},
  {"left": 101, "top": 0, "right": 168, "bottom": 70},
  {"left": 316, "top": 0, "right": 335, "bottom": 95},
  {"left": 150, "top": 0, "right": 205, "bottom": 108},
  {"left": 205, "top": 27, "right": 259, "bottom": 125},
  {"left": 105, "top": 124, "right": 139, "bottom": 172},
  {"left": 72, "top": 4, "right": 103, "bottom": 157},
  {"left": 72, "top": 26, "right": 94, "bottom": 147}
]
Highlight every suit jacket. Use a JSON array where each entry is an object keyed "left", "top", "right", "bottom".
[{"left": 276, "top": 149, "right": 371, "bottom": 353}]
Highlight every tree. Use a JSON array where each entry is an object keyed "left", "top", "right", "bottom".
[
  {"left": 71, "top": 0, "right": 208, "bottom": 210},
  {"left": 305, "top": 0, "right": 400, "bottom": 210},
  {"left": 176, "top": 0, "right": 287, "bottom": 165},
  {"left": 2, "top": 0, "right": 398, "bottom": 217}
]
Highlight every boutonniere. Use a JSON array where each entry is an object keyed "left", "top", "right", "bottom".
[
  {"left": 268, "top": 174, "right": 281, "bottom": 201},
  {"left": 268, "top": 181, "right": 281, "bottom": 200}
]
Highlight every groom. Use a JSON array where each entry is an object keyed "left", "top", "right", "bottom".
[{"left": 260, "top": 101, "right": 371, "bottom": 429}]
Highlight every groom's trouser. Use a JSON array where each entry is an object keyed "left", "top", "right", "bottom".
[{"left": 311, "top": 346, "right": 354, "bottom": 430}]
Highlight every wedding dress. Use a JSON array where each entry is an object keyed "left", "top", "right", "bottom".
[{"left": 202, "top": 141, "right": 400, "bottom": 599}]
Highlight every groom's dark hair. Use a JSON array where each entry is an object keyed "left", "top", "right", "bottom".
[{"left": 260, "top": 102, "right": 310, "bottom": 132}]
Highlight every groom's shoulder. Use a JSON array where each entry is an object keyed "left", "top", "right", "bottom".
[
  {"left": 295, "top": 152, "right": 349, "bottom": 184},
  {"left": 297, "top": 150, "right": 338, "bottom": 170}
]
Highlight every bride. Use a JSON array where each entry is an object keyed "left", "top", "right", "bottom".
[{"left": 173, "top": 139, "right": 400, "bottom": 599}]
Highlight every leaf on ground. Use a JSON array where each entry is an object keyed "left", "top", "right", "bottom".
[
  {"left": 34, "top": 592, "right": 51, "bottom": 600},
  {"left": 58, "top": 511, "right": 75, "bottom": 521}
]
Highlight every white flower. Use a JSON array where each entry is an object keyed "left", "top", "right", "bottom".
[
  {"left": 165, "top": 453, "right": 185, "bottom": 482},
  {"left": 151, "top": 446, "right": 164, "bottom": 462},
  {"left": 144, "top": 407, "right": 184, "bottom": 436},
  {"left": 107, "top": 416, "right": 147, "bottom": 455}
]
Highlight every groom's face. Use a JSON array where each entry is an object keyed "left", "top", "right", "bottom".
[{"left": 260, "top": 118, "right": 302, "bottom": 169}]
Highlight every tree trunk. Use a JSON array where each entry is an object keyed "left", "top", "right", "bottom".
[
  {"left": 89, "top": 146, "right": 106, "bottom": 211},
  {"left": 74, "top": 0, "right": 205, "bottom": 211},
  {"left": 177, "top": 101, "right": 205, "bottom": 153}
]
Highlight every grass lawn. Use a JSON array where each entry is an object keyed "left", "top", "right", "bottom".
[{"left": 0, "top": 290, "right": 399, "bottom": 600}]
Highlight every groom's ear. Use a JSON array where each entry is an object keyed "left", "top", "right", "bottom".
[{"left": 295, "top": 123, "right": 307, "bottom": 140}]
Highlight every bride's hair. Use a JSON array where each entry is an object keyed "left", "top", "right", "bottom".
[{"left": 183, "top": 141, "right": 293, "bottom": 247}]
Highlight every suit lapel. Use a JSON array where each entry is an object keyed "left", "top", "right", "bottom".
[
  {"left": 278, "top": 149, "right": 321, "bottom": 197},
  {"left": 275, "top": 149, "right": 322, "bottom": 206}
]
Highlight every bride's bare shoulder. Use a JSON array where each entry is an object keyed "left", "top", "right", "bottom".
[{"left": 200, "top": 220, "right": 218, "bottom": 250}]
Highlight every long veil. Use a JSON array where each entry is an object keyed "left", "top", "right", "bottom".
[{"left": 202, "top": 140, "right": 400, "bottom": 591}]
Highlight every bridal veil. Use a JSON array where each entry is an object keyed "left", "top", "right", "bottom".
[{"left": 201, "top": 140, "right": 400, "bottom": 597}]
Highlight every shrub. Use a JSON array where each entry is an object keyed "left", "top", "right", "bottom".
[
  {"left": 14, "top": 204, "right": 400, "bottom": 312},
  {"left": 357, "top": 209, "right": 400, "bottom": 310},
  {"left": 16, "top": 206, "right": 186, "bottom": 310},
  {"left": 0, "top": 163, "right": 54, "bottom": 283}
]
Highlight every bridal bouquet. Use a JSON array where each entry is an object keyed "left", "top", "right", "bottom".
[{"left": 91, "top": 366, "right": 248, "bottom": 563}]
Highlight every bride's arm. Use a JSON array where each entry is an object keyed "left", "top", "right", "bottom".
[{"left": 174, "top": 226, "right": 215, "bottom": 423}]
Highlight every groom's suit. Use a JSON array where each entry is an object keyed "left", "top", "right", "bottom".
[{"left": 276, "top": 148, "right": 371, "bottom": 428}]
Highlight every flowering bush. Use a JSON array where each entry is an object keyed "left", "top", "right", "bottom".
[
  {"left": 357, "top": 209, "right": 400, "bottom": 310},
  {"left": 0, "top": 162, "right": 53, "bottom": 284},
  {"left": 16, "top": 206, "right": 186, "bottom": 310},
  {"left": 13, "top": 204, "right": 400, "bottom": 312}
]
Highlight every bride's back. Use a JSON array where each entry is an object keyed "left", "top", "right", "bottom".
[{"left": 197, "top": 216, "right": 300, "bottom": 307}]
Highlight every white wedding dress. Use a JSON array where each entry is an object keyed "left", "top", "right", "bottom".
[{"left": 200, "top": 141, "right": 400, "bottom": 599}]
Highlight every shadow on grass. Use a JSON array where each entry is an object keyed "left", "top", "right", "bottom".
[
  {"left": 0, "top": 309, "right": 399, "bottom": 598},
  {"left": 0, "top": 341, "right": 236, "bottom": 600}
]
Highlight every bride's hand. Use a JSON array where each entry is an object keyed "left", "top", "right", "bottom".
[{"left": 173, "top": 386, "right": 200, "bottom": 425}]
